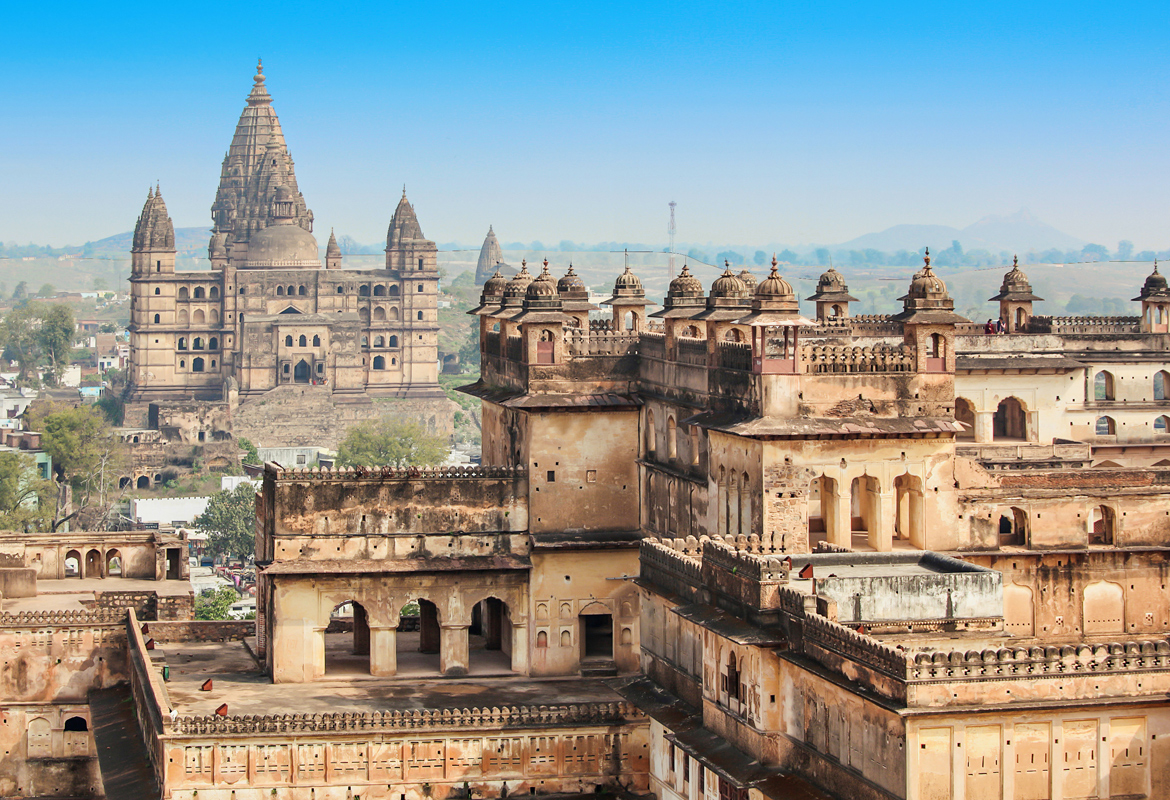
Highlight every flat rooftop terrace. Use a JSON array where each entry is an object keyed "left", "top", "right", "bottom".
[
  {"left": 156, "top": 641, "right": 628, "bottom": 717},
  {"left": 2, "top": 578, "right": 192, "bottom": 613}
]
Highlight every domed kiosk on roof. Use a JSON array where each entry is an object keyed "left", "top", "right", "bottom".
[
  {"left": 650, "top": 263, "right": 706, "bottom": 322},
  {"left": 990, "top": 256, "right": 1043, "bottom": 332},
  {"left": 694, "top": 261, "right": 752, "bottom": 324},
  {"left": 602, "top": 260, "right": 652, "bottom": 332},
  {"left": 1135, "top": 262, "right": 1170, "bottom": 334},
  {"left": 556, "top": 264, "right": 596, "bottom": 325},
  {"left": 806, "top": 266, "right": 858, "bottom": 321}
]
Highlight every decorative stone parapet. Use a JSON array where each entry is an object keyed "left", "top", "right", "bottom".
[
  {"left": 907, "top": 639, "right": 1170, "bottom": 683},
  {"left": 269, "top": 464, "right": 524, "bottom": 481},
  {"left": 0, "top": 609, "right": 125, "bottom": 628},
  {"left": 171, "top": 701, "right": 644, "bottom": 735}
]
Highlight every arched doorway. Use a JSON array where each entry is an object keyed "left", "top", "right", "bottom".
[
  {"left": 954, "top": 398, "right": 976, "bottom": 441},
  {"left": 105, "top": 549, "right": 122, "bottom": 577},
  {"left": 396, "top": 599, "right": 441, "bottom": 676},
  {"left": 579, "top": 602, "right": 614, "bottom": 664},
  {"left": 136, "top": 475, "right": 150, "bottom": 489},
  {"left": 850, "top": 475, "right": 881, "bottom": 548},
  {"left": 1090, "top": 505, "right": 1115, "bottom": 545},
  {"left": 293, "top": 359, "right": 310, "bottom": 383},
  {"left": 893, "top": 473, "right": 923, "bottom": 548},
  {"left": 324, "top": 601, "right": 371, "bottom": 677},
  {"left": 85, "top": 549, "right": 102, "bottom": 579},
  {"left": 808, "top": 475, "right": 839, "bottom": 548},
  {"left": 469, "top": 597, "right": 515, "bottom": 674},
  {"left": 998, "top": 507, "right": 1027, "bottom": 547},
  {"left": 64, "top": 550, "right": 81, "bottom": 578},
  {"left": 993, "top": 397, "right": 1027, "bottom": 440}
]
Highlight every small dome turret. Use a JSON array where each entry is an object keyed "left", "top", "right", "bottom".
[
  {"left": 711, "top": 262, "right": 748, "bottom": 299},
  {"left": 557, "top": 263, "right": 586, "bottom": 294},
  {"left": 482, "top": 265, "right": 508, "bottom": 298},
  {"left": 738, "top": 269, "right": 758, "bottom": 292},
  {"left": 893, "top": 248, "right": 968, "bottom": 324},
  {"left": 755, "top": 257, "right": 794, "bottom": 299},
  {"left": 526, "top": 259, "right": 560, "bottom": 301},
  {"left": 208, "top": 232, "right": 228, "bottom": 260},
  {"left": 502, "top": 260, "right": 534, "bottom": 306},
  {"left": 1137, "top": 262, "right": 1170, "bottom": 300},
  {"left": 612, "top": 263, "right": 645, "bottom": 297},
  {"left": 668, "top": 264, "right": 704, "bottom": 298},
  {"left": 325, "top": 228, "right": 341, "bottom": 258},
  {"left": 990, "top": 255, "right": 1043, "bottom": 303}
]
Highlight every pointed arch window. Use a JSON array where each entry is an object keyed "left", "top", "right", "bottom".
[
  {"left": 312, "top": 335, "right": 320, "bottom": 347},
  {"left": 298, "top": 335, "right": 307, "bottom": 347},
  {"left": 285, "top": 335, "right": 293, "bottom": 347}
]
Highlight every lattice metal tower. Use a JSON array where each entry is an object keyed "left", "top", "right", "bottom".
[{"left": 668, "top": 201, "right": 677, "bottom": 280}]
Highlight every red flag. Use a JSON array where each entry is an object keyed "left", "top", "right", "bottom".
[
  {"left": 200, "top": 679, "right": 213, "bottom": 692},
  {"left": 145, "top": 639, "right": 155, "bottom": 650},
  {"left": 798, "top": 563, "right": 814, "bottom": 580},
  {"left": 215, "top": 704, "right": 228, "bottom": 716}
]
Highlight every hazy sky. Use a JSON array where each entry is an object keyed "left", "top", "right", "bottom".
[{"left": 2, "top": 1, "right": 1168, "bottom": 249}]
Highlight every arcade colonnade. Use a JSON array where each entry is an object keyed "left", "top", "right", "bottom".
[{"left": 269, "top": 572, "right": 529, "bottom": 683}]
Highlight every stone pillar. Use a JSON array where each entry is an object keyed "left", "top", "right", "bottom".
[
  {"left": 831, "top": 489, "right": 852, "bottom": 549},
  {"left": 369, "top": 625, "right": 397, "bottom": 677},
  {"left": 975, "top": 411, "right": 993, "bottom": 444},
  {"left": 353, "top": 604, "right": 370, "bottom": 655},
  {"left": 510, "top": 621, "right": 529, "bottom": 674},
  {"left": 440, "top": 624, "right": 469, "bottom": 676},
  {"left": 869, "top": 490, "right": 894, "bottom": 552},
  {"left": 419, "top": 600, "right": 440, "bottom": 653}
]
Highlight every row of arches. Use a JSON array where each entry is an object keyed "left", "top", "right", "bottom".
[
  {"left": 120, "top": 473, "right": 163, "bottom": 489},
  {"left": 27, "top": 716, "right": 89, "bottom": 758},
  {"left": 645, "top": 408, "right": 700, "bottom": 466},
  {"left": 362, "top": 335, "right": 400, "bottom": 348},
  {"left": 176, "top": 308, "right": 219, "bottom": 325},
  {"left": 371, "top": 355, "right": 398, "bottom": 370},
  {"left": 284, "top": 334, "right": 321, "bottom": 348},
  {"left": 178, "top": 356, "right": 213, "bottom": 373},
  {"left": 63, "top": 548, "right": 121, "bottom": 579},
  {"left": 997, "top": 504, "right": 1116, "bottom": 547},
  {"left": 808, "top": 472, "right": 925, "bottom": 550},
  {"left": 359, "top": 306, "right": 402, "bottom": 322},
  {"left": 358, "top": 284, "right": 402, "bottom": 297},
  {"left": 177, "top": 286, "right": 219, "bottom": 300},
  {"left": 322, "top": 596, "right": 522, "bottom": 678},
  {"left": 275, "top": 285, "right": 307, "bottom": 296},
  {"left": 1005, "top": 579, "right": 1127, "bottom": 637},
  {"left": 1094, "top": 415, "right": 1170, "bottom": 436},
  {"left": 954, "top": 396, "right": 1029, "bottom": 441},
  {"left": 1094, "top": 369, "right": 1170, "bottom": 401},
  {"left": 177, "top": 336, "right": 218, "bottom": 351}
]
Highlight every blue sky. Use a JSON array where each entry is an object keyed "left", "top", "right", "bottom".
[{"left": 1, "top": 1, "right": 1168, "bottom": 249}]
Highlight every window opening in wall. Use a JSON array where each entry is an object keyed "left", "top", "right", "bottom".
[
  {"left": 1090, "top": 505, "right": 1115, "bottom": 545},
  {"left": 954, "top": 398, "right": 976, "bottom": 440},
  {"left": 1156, "top": 371, "right": 1170, "bottom": 401},
  {"left": 993, "top": 397, "right": 1027, "bottom": 440},
  {"left": 293, "top": 359, "right": 310, "bottom": 383},
  {"left": 1095, "top": 370, "right": 1116, "bottom": 401},
  {"left": 1156, "top": 415, "right": 1169, "bottom": 433},
  {"left": 1095, "top": 416, "right": 1116, "bottom": 436}
]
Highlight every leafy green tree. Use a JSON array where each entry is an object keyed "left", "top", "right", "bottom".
[
  {"left": 195, "top": 483, "right": 257, "bottom": 560},
  {"left": 12, "top": 282, "right": 27, "bottom": 301},
  {"left": 814, "top": 248, "right": 831, "bottom": 266},
  {"left": 28, "top": 403, "right": 126, "bottom": 530},
  {"left": 1081, "top": 244, "right": 1109, "bottom": 262},
  {"left": 1116, "top": 240, "right": 1134, "bottom": 260},
  {"left": 777, "top": 249, "right": 800, "bottom": 264},
  {"left": 93, "top": 277, "right": 107, "bottom": 291},
  {"left": 37, "top": 284, "right": 55, "bottom": 298},
  {"left": 336, "top": 417, "right": 447, "bottom": 468},
  {"left": 195, "top": 586, "right": 240, "bottom": 620},
  {"left": 38, "top": 304, "right": 74, "bottom": 384},
  {"left": 0, "top": 452, "right": 53, "bottom": 531},
  {"left": 753, "top": 250, "right": 767, "bottom": 266},
  {"left": 716, "top": 250, "right": 744, "bottom": 266},
  {"left": 237, "top": 437, "right": 261, "bottom": 466}
]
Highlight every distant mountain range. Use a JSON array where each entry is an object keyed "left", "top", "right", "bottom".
[{"left": 833, "top": 210, "right": 1086, "bottom": 254}]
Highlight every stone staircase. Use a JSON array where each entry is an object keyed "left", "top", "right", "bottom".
[
  {"left": 580, "top": 659, "right": 618, "bottom": 678},
  {"left": 89, "top": 685, "right": 161, "bottom": 800}
]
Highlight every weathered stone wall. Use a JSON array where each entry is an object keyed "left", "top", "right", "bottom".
[
  {"left": 233, "top": 385, "right": 457, "bottom": 449},
  {"left": 142, "top": 619, "right": 253, "bottom": 642}
]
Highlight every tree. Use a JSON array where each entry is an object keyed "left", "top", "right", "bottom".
[
  {"left": 93, "top": 277, "right": 107, "bottom": 291},
  {"left": 0, "top": 452, "right": 53, "bottom": 531},
  {"left": 777, "top": 249, "right": 799, "bottom": 264},
  {"left": 336, "top": 417, "right": 447, "bottom": 468},
  {"left": 195, "top": 586, "right": 240, "bottom": 620},
  {"left": 12, "top": 281, "right": 27, "bottom": 301},
  {"left": 195, "top": 483, "right": 258, "bottom": 560},
  {"left": 28, "top": 403, "right": 127, "bottom": 530},
  {"left": 37, "top": 283, "right": 55, "bottom": 298},
  {"left": 814, "top": 248, "right": 831, "bottom": 266},
  {"left": 1117, "top": 240, "right": 1135, "bottom": 260},
  {"left": 38, "top": 304, "right": 74, "bottom": 385},
  {"left": 753, "top": 251, "right": 767, "bottom": 266},
  {"left": 237, "top": 437, "right": 261, "bottom": 466},
  {"left": 716, "top": 250, "right": 744, "bottom": 266},
  {"left": 1081, "top": 244, "right": 1109, "bottom": 262}
]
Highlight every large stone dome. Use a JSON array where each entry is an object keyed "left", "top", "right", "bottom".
[
  {"left": 711, "top": 263, "right": 748, "bottom": 298},
  {"left": 527, "top": 261, "right": 559, "bottom": 301},
  {"left": 245, "top": 221, "right": 320, "bottom": 267},
  {"left": 668, "top": 264, "right": 704, "bottom": 298}
]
